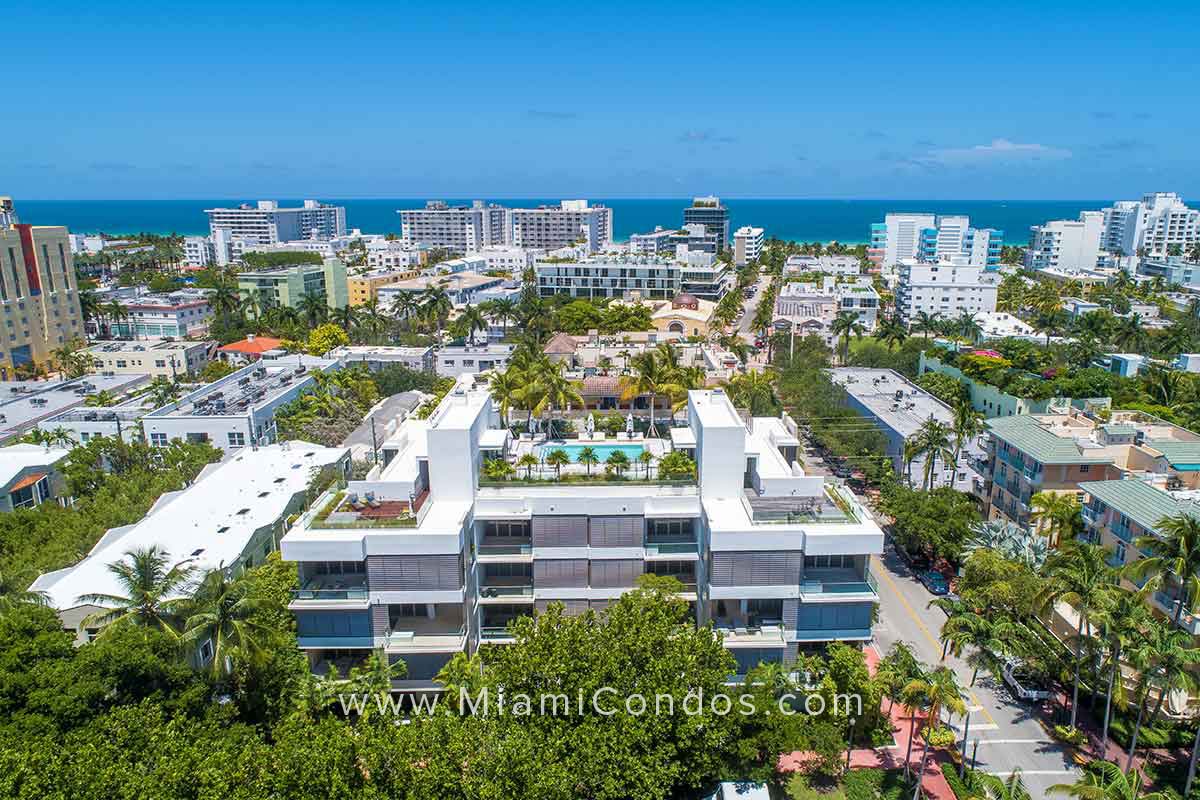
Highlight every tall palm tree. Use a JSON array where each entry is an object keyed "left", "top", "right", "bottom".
[
  {"left": 78, "top": 546, "right": 196, "bottom": 636},
  {"left": 1093, "top": 585, "right": 1152, "bottom": 751},
  {"left": 420, "top": 283, "right": 453, "bottom": 330},
  {"left": 208, "top": 282, "right": 241, "bottom": 319},
  {"left": 951, "top": 400, "right": 982, "bottom": 473},
  {"left": 830, "top": 311, "right": 866, "bottom": 365},
  {"left": 1127, "top": 512, "right": 1200, "bottom": 627},
  {"left": 1035, "top": 541, "right": 1118, "bottom": 728},
  {"left": 488, "top": 368, "right": 525, "bottom": 431},
  {"left": 618, "top": 351, "right": 682, "bottom": 438},
  {"left": 487, "top": 298, "right": 518, "bottom": 338},
  {"left": 911, "top": 311, "right": 940, "bottom": 339},
  {"left": 297, "top": 291, "right": 329, "bottom": 328},
  {"left": 1112, "top": 313, "right": 1149, "bottom": 353},
  {"left": 577, "top": 446, "right": 599, "bottom": 476},
  {"left": 105, "top": 299, "right": 131, "bottom": 338},
  {"left": 954, "top": 310, "right": 983, "bottom": 343},
  {"left": 180, "top": 567, "right": 271, "bottom": 678},
  {"left": 873, "top": 314, "right": 908, "bottom": 351},
  {"left": 914, "top": 417, "right": 953, "bottom": 490},
  {"left": 531, "top": 361, "right": 584, "bottom": 440},
  {"left": 456, "top": 304, "right": 488, "bottom": 344},
  {"left": 973, "top": 768, "right": 1034, "bottom": 800},
  {"left": 721, "top": 369, "right": 778, "bottom": 416},
  {"left": 1029, "top": 491, "right": 1082, "bottom": 547},
  {"left": 0, "top": 569, "right": 49, "bottom": 612},
  {"left": 330, "top": 304, "right": 358, "bottom": 332}
]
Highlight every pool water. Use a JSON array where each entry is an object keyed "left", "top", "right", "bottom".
[{"left": 538, "top": 443, "right": 646, "bottom": 463}]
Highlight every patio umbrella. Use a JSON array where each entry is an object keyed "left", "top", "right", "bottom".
[
  {"left": 626, "top": 413, "right": 634, "bottom": 435},
  {"left": 586, "top": 413, "right": 595, "bottom": 437}
]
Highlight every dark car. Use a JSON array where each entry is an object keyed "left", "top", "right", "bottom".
[{"left": 920, "top": 570, "right": 950, "bottom": 595}]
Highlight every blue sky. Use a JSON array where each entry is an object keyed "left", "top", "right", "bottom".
[{"left": 5, "top": 0, "right": 1198, "bottom": 200}]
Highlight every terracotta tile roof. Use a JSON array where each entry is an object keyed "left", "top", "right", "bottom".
[
  {"left": 580, "top": 376, "right": 622, "bottom": 395},
  {"left": 543, "top": 332, "right": 579, "bottom": 355},
  {"left": 217, "top": 336, "right": 283, "bottom": 355}
]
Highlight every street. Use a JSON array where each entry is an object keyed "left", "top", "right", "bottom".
[
  {"left": 341, "top": 391, "right": 424, "bottom": 458},
  {"left": 872, "top": 539, "right": 1081, "bottom": 796},
  {"left": 737, "top": 279, "right": 766, "bottom": 343}
]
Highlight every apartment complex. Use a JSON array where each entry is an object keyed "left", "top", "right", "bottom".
[
  {"left": 236, "top": 258, "right": 349, "bottom": 315},
  {"left": 279, "top": 377, "right": 882, "bottom": 683},
  {"left": 785, "top": 255, "right": 861, "bottom": 277},
  {"left": 399, "top": 201, "right": 508, "bottom": 254},
  {"left": 205, "top": 200, "right": 346, "bottom": 246},
  {"left": 1137, "top": 256, "right": 1200, "bottom": 289},
  {"left": 108, "top": 289, "right": 213, "bottom": 338},
  {"left": 1101, "top": 192, "right": 1200, "bottom": 257},
  {"left": 536, "top": 256, "right": 682, "bottom": 300},
  {"left": 509, "top": 200, "right": 613, "bottom": 252},
  {"left": 981, "top": 409, "right": 1200, "bottom": 529},
  {"left": 733, "top": 226, "right": 765, "bottom": 266},
  {"left": 347, "top": 268, "right": 421, "bottom": 306},
  {"left": 0, "top": 197, "right": 87, "bottom": 377},
  {"left": 1025, "top": 211, "right": 1104, "bottom": 272},
  {"left": 0, "top": 443, "right": 71, "bottom": 512},
  {"left": 683, "top": 197, "right": 731, "bottom": 251},
  {"left": 86, "top": 339, "right": 212, "bottom": 378},
  {"left": 894, "top": 261, "right": 998, "bottom": 323},
  {"left": 869, "top": 213, "right": 1002, "bottom": 269},
  {"left": 773, "top": 277, "right": 880, "bottom": 344}
]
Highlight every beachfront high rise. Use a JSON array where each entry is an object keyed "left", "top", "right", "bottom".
[
  {"left": 508, "top": 200, "right": 613, "bottom": 253},
  {"left": 205, "top": 200, "right": 347, "bottom": 248},
  {"left": 280, "top": 376, "right": 883, "bottom": 685},
  {"left": 869, "top": 213, "right": 1002, "bottom": 270},
  {"left": 399, "top": 201, "right": 508, "bottom": 254},
  {"left": 0, "top": 197, "right": 87, "bottom": 379},
  {"left": 1025, "top": 212, "right": 1104, "bottom": 272},
  {"left": 1101, "top": 192, "right": 1200, "bottom": 257},
  {"left": 733, "top": 226, "right": 765, "bottom": 266},
  {"left": 683, "top": 196, "right": 731, "bottom": 252}
]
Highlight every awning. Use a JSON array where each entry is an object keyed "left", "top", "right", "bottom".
[{"left": 9, "top": 471, "right": 46, "bottom": 492}]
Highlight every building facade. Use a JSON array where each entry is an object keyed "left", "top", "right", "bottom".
[
  {"left": 348, "top": 269, "right": 421, "bottom": 306},
  {"left": 869, "top": 213, "right": 1002, "bottom": 269},
  {"left": 1101, "top": 192, "right": 1200, "bottom": 257},
  {"left": 399, "top": 201, "right": 508, "bottom": 254},
  {"left": 0, "top": 197, "right": 87, "bottom": 377},
  {"left": 205, "top": 200, "right": 346, "bottom": 246},
  {"left": 733, "top": 226, "right": 765, "bottom": 266},
  {"left": 508, "top": 200, "right": 613, "bottom": 253},
  {"left": 279, "top": 377, "right": 882, "bottom": 684},
  {"left": 1025, "top": 211, "right": 1104, "bottom": 272},
  {"left": 237, "top": 258, "right": 349, "bottom": 315},
  {"left": 894, "top": 262, "right": 998, "bottom": 323},
  {"left": 537, "top": 256, "right": 682, "bottom": 300},
  {"left": 683, "top": 197, "right": 730, "bottom": 252},
  {"left": 87, "top": 339, "right": 212, "bottom": 378},
  {"left": 110, "top": 290, "right": 213, "bottom": 338}
]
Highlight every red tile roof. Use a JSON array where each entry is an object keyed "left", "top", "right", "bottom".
[{"left": 217, "top": 336, "right": 283, "bottom": 355}]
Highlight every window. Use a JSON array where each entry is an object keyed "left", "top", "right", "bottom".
[
  {"left": 1079, "top": 464, "right": 1090, "bottom": 473},
  {"left": 391, "top": 603, "right": 423, "bottom": 618},
  {"left": 228, "top": 431, "right": 246, "bottom": 447},
  {"left": 150, "top": 433, "right": 168, "bottom": 447}
]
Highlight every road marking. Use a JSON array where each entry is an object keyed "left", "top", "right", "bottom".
[
  {"left": 947, "top": 722, "right": 999, "bottom": 732},
  {"left": 972, "top": 738, "right": 1050, "bottom": 745},
  {"left": 870, "top": 555, "right": 998, "bottom": 727},
  {"left": 985, "top": 770, "right": 1075, "bottom": 776}
]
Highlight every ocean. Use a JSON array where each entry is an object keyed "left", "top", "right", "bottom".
[{"left": 13, "top": 198, "right": 1111, "bottom": 245}]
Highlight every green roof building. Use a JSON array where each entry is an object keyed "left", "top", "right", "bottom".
[{"left": 236, "top": 258, "right": 348, "bottom": 317}]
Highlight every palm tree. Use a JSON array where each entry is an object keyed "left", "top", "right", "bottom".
[
  {"left": 420, "top": 283, "right": 453, "bottom": 330},
  {"left": 1049, "top": 760, "right": 1167, "bottom": 799},
  {"left": 487, "top": 298, "right": 518, "bottom": 338},
  {"left": 180, "top": 567, "right": 270, "bottom": 678},
  {"left": 330, "top": 304, "right": 357, "bottom": 332},
  {"left": 0, "top": 569, "right": 48, "bottom": 612},
  {"left": 456, "top": 304, "right": 488, "bottom": 344},
  {"left": 1029, "top": 491, "right": 1082, "bottom": 547},
  {"left": 208, "top": 282, "right": 241, "bottom": 320},
  {"left": 874, "top": 314, "right": 908, "bottom": 351},
  {"left": 954, "top": 310, "right": 983, "bottom": 343},
  {"left": 618, "top": 351, "right": 682, "bottom": 438},
  {"left": 106, "top": 300, "right": 131, "bottom": 338},
  {"left": 577, "top": 446, "right": 599, "bottom": 476},
  {"left": 911, "top": 311, "right": 940, "bottom": 339},
  {"left": 1035, "top": 541, "right": 1118, "bottom": 728},
  {"left": 914, "top": 417, "right": 953, "bottom": 490},
  {"left": 78, "top": 546, "right": 196, "bottom": 636},
  {"left": 938, "top": 611, "right": 1011, "bottom": 686},
  {"left": 974, "top": 768, "right": 1033, "bottom": 800},
  {"left": 142, "top": 376, "right": 182, "bottom": 408},
  {"left": 951, "top": 400, "right": 982, "bottom": 473},
  {"left": 1094, "top": 586, "right": 1152, "bottom": 757},
  {"left": 531, "top": 362, "right": 583, "bottom": 440},
  {"left": 721, "top": 369, "right": 778, "bottom": 416},
  {"left": 1127, "top": 512, "right": 1200, "bottom": 627},
  {"left": 830, "top": 310, "right": 866, "bottom": 365},
  {"left": 638, "top": 450, "right": 653, "bottom": 479},
  {"left": 297, "top": 291, "right": 329, "bottom": 328},
  {"left": 1112, "top": 313, "right": 1149, "bottom": 353},
  {"left": 84, "top": 390, "right": 118, "bottom": 407},
  {"left": 488, "top": 368, "right": 524, "bottom": 431},
  {"left": 606, "top": 449, "right": 630, "bottom": 477},
  {"left": 516, "top": 453, "right": 539, "bottom": 479},
  {"left": 52, "top": 339, "right": 91, "bottom": 378},
  {"left": 545, "top": 448, "right": 570, "bottom": 479}
]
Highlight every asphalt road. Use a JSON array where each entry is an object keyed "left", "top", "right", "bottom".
[
  {"left": 872, "top": 539, "right": 1081, "bottom": 795},
  {"left": 341, "top": 391, "right": 423, "bottom": 456},
  {"left": 737, "top": 280, "right": 765, "bottom": 342}
]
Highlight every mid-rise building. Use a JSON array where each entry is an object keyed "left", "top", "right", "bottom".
[
  {"left": 894, "top": 261, "right": 998, "bottom": 323},
  {"left": 773, "top": 277, "right": 880, "bottom": 345},
  {"left": 141, "top": 355, "right": 340, "bottom": 452},
  {"left": 733, "top": 226, "right": 765, "bottom": 266},
  {"left": 629, "top": 227, "right": 678, "bottom": 256},
  {"left": 2, "top": 374, "right": 148, "bottom": 443},
  {"left": 785, "top": 255, "right": 861, "bottom": 277},
  {"left": 508, "top": 200, "right": 613, "bottom": 253},
  {"left": 278, "top": 376, "right": 882, "bottom": 683},
  {"left": 399, "top": 201, "right": 508, "bottom": 254},
  {"left": 86, "top": 339, "right": 213, "bottom": 378},
  {"left": 470, "top": 245, "right": 539, "bottom": 275},
  {"left": 0, "top": 197, "right": 87, "bottom": 378},
  {"left": 683, "top": 197, "right": 730, "bottom": 251},
  {"left": 378, "top": 272, "right": 504, "bottom": 309},
  {"left": 329, "top": 345, "right": 434, "bottom": 373},
  {"left": 32, "top": 442, "right": 349, "bottom": 644},
  {"left": 347, "top": 268, "right": 422, "bottom": 306},
  {"left": 236, "top": 258, "right": 349, "bottom": 316},
  {"left": 1025, "top": 211, "right": 1104, "bottom": 272},
  {"left": 869, "top": 213, "right": 1002, "bottom": 269},
  {"left": 205, "top": 200, "right": 346, "bottom": 247},
  {"left": 434, "top": 344, "right": 516, "bottom": 377},
  {"left": 108, "top": 289, "right": 213, "bottom": 338},
  {"left": 1101, "top": 192, "right": 1200, "bottom": 257},
  {"left": 537, "top": 256, "right": 682, "bottom": 300},
  {"left": 182, "top": 235, "right": 215, "bottom": 267},
  {"left": 366, "top": 241, "right": 429, "bottom": 271},
  {"left": 1138, "top": 256, "right": 1200, "bottom": 289}
]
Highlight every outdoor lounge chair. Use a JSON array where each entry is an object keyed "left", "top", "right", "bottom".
[
  {"left": 346, "top": 492, "right": 364, "bottom": 511},
  {"left": 364, "top": 491, "right": 382, "bottom": 509}
]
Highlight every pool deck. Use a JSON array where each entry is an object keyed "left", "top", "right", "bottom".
[{"left": 510, "top": 435, "right": 670, "bottom": 474}]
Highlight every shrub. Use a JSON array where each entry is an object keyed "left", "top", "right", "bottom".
[
  {"left": 923, "top": 725, "right": 957, "bottom": 748},
  {"left": 1052, "top": 724, "right": 1086, "bottom": 746}
]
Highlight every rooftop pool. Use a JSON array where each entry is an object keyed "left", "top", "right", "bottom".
[{"left": 537, "top": 443, "right": 646, "bottom": 463}]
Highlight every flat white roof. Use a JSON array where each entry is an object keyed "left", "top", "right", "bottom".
[
  {"left": 689, "top": 389, "right": 743, "bottom": 429},
  {"left": 0, "top": 443, "right": 71, "bottom": 487},
  {"left": 31, "top": 442, "right": 347, "bottom": 611}
]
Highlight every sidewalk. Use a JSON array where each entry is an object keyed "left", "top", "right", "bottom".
[{"left": 778, "top": 645, "right": 957, "bottom": 800}]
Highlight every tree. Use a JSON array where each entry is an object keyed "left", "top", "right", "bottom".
[
  {"left": 656, "top": 451, "right": 696, "bottom": 480},
  {"left": 830, "top": 311, "right": 866, "bottom": 365},
  {"left": 52, "top": 338, "right": 92, "bottom": 378},
  {"left": 721, "top": 369, "right": 779, "bottom": 416},
  {"left": 1126, "top": 512, "right": 1200, "bottom": 627},
  {"left": 1029, "top": 491, "right": 1082, "bottom": 547},
  {"left": 545, "top": 448, "right": 570, "bottom": 479},
  {"left": 78, "top": 546, "right": 196, "bottom": 637},
  {"left": 577, "top": 446, "right": 599, "bottom": 476},
  {"left": 488, "top": 368, "right": 524, "bottom": 430},
  {"left": 180, "top": 567, "right": 271, "bottom": 679},
  {"left": 483, "top": 457, "right": 515, "bottom": 480},
  {"left": 306, "top": 323, "right": 350, "bottom": 356},
  {"left": 1048, "top": 760, "right": 1167, "bottom": 800},
  {"left": 605, "top": 449, "right": 630, "bottom": 477},
  {"left": 873, "top": 314, "right": 908, "bottom": 351},
  {"left": 1035, "top": 541, "right": 1118, "bottom": 728},
  {"left": 83, "top": 389, "right": 117, "bottom": 408},
  {"left": 618, "top": 351, "right": 682, "bottom": 438},
  {"left": 455, "top": 304, "right": 488, "bottom": 344},
  {"left": 486, "top": 298, "right": 518, "bottom": 338},
  {"left": 142, "top": 376, "right": 182, "bottom": 408},
  {"left": 973, "top": 768, "right": 1034, "bottom": 800},
  {"left": 1093, "top": 587, "right": 1152, "bottom": 762},
  {"left": 951, "top": 399, "right": 982, "bottom": 470},
  {"left": 516, "top": 452, "right": 539, "bottom": 479},
  {"left": 914, "top": 417, "right": 954, "bottom": 490},
  {"left": 911, "top": 311, "right": 940, "bottom": 338},
  {"left": 296, "top": 291, "right": 329, "bottom": 328}
]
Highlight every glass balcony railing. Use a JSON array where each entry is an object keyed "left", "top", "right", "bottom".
[
  {"left": 799, "top": 571, "right": 879, "bottom": 597},
  {"left": 1082, "top": 506, "right": 1100, "bottom": 526},
  {"left": 480, "top": 627, "right": 517, "bottom": 641},
  {"left": 479, "top": 584, "right": 534, "bottom": 598},
  {"left": 477, "top": 543, "right": 533, "bottom": 556},
  {"left": 645, "top": 540, "right": 698, "bottom": 555},
  {"left": 290, "top": 587, "right": 369, "bottom": 601},
  {"left": 1113, "top": 522, "right": 1133, "bottom": 542}
]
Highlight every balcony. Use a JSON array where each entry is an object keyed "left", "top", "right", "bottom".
[
  {"left": 289, "top": 573, "right": 369, "bottom": 607},
  {"left": 478, "top": 582, "right": 534, "bottom": 601},
  {"left": 645, "top": 539, "right": 699, "bottom": 556},
  {"left": 798, "top": 569, "right": 879, "bottom": 602},
  {"left": 1154, "top": 591, "right": 1200, "bottom": 635},
  {"left": 1112, "top": 522, "right": 1133, "bottom": 543},
  {"left": 715, "top": 623, "right": 788, "bottom": 648},
  {"left": 742, "top": 486, "right": 861, "bottom": 525},
  {"left": 477, "top": 542, "right": 533, "bottom": 559},
  {"left": 479, "top": 627, "right": 516, "bottom": 643},
  {"left": 303, "top": 489, "right": 418, "bottom": 530},
  {"left": 1082, "top": 506, "right": 1100, "bottom": 527},
  {"left": 384, "top": 625, "right": 467, "bottom": 653}
]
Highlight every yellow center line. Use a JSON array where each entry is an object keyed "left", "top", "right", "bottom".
[{"left": 871, "top": 555, "right": 998, "bottom": 727}]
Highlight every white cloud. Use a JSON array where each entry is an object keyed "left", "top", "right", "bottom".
[{"left": 928, "top": 138, "right": 1072, "bottom": 164}]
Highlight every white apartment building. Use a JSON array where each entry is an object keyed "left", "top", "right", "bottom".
[
  {"left": 1102, "top": 192, "right": 1200, "bottom": 257},
  {"left": 367, "top": 244, "right": 425, "bottom": 271},
  {"left": 773, "top": 277, "right": 880, "bottom": 346},
  {"left": 784, "top": 255, "right": 861, "bottom": 277},
  {"left": 733, "top": 226, "right": 765, "bottom": 266},
  {"left": 205, "top": 200, "right": 346, "bottom": 247},
  {"left": 894, "top": 260, "right": 998, "bottom": 323},
  {"left": 629, "top": 227, "right": 677, "bottom": 255},
  {"left": 33, "top": 442, "right": 350, "bottom": 644},
  {"left": 434, "top": 344, "right": 516, "bottom": 377},
  {"left": 141, "top": 355, "right": 340, "bottom": 452},
  {"left": 182, "top": 235, "right": 214, "bottom": 267},
  {"left": 108, "top": 289, "right": 213, "bottom": 338},
  {"left": 279, "top": 376, "right": 882, "bottom": 683},
  {"left": 537, "top": 256, "right": 682, "bottom": 300},
  {"left": 1025, "top": 211, "right": 1104, "bottom": 272},
  {"left": 508, "top": 200, "right": 613, "bottom": 253},
  {"left": 470, "top": 245, "right": 539, "bottom": 275},
  {"left": 869, "top": 213, "right": 1002, "bottom": 269},
  {"left": 399, "top": 201, "right": 508, "bottom": 254}
]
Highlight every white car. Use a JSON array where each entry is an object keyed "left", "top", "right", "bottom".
[{"left": 1002, "top": 660, "right": 1051, "bottom": 701}]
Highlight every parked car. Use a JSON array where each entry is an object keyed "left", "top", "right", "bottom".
[
  {"left": 1002, "top": 660, "right": 1052, "bottom": 702},
  {"left": 895, "top": 544, "right": 930, "bottom": 570},
  {"left": 919, "top": 570, "right": 949, "bottom": 595}
]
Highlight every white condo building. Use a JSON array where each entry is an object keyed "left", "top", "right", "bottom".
[
  {"left": 399, "top": 201, "right": 508, "bottom": 254},
  {"left": 508, "top": 200, "right": 613, "bottom": 253},
  {"left": 1025, "top": 211, "right": 1104, "bottom": 272},
  {"left": 869, "top": 213, "right": 1002, "bottom": 270},
  {"left": 279, "top": 376, "right": 883, "bottom": 683},
  {"left": 205, "top": 200, "right": 346, "bottom": 247},
  {"left": 1101, "top": 192, "right": 1200, "bottom": 257},
  {"left": 894, "top": 261, "right": 998, "bottom": 323},
  {"left": 733, "top": 226, "right": 765, "bottom": 266}
]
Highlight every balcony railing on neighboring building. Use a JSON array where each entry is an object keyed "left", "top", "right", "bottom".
[
  {"left": 479, "top": 584, "right": 534, "bottom": 598},
  {"left": 291, "top": 586, "right": 369, "bottom": 601},
  {"left": 1154, "top": 590, "right": 1200, "bottom": 635},
  {"left": 477, "top": 543, "right": 533, "bottom": 557},
  {"left": 1113, "top": 522, "right": 1133, "bottom": 542},
  {"left": 1082, "top": 506, "right": 1100, "bottom": 527},
  {"left": 799, "top": 570, "right": 879, "bottom": 598},
  {"left": 644, "top": 540, "right": 699, "bottom": 555}
]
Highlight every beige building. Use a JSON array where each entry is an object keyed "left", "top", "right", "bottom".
[
  {"left": 87, "top": 339, "right": 214, "bottom": 379},
  {"left": 0, "top": 197, "right": 86, "bottom": 379},
  {"left": 613, "top": 293, "right": 719, "bottom": 338},
  {"left": 347, "top": 268, "right": 420, "bottom": 306}
]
